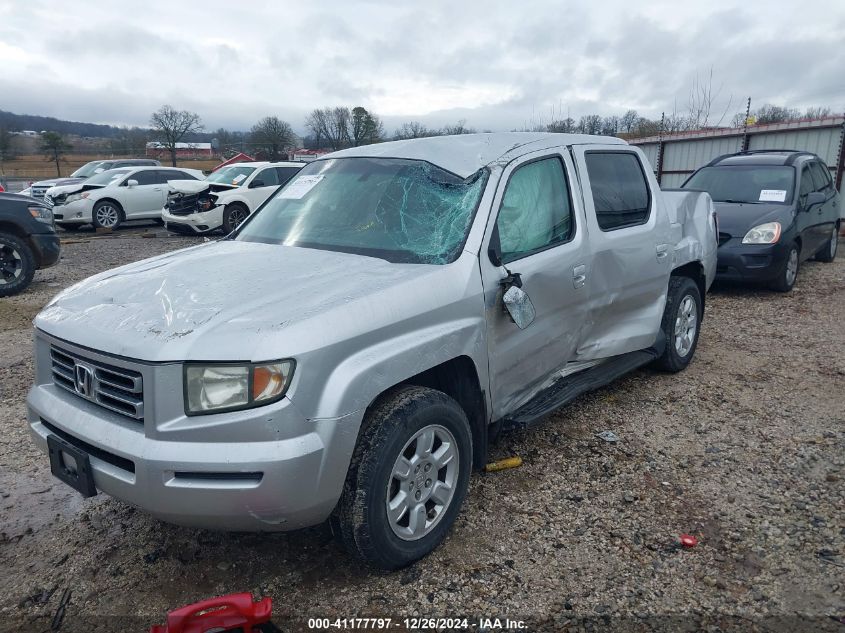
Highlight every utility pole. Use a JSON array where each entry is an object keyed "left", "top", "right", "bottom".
[
  {"left": 740, "top": 97, "right": 752, "bottom": 152},
  {"left": 655, "top": 112, "right": 666, "bottom": 185}
]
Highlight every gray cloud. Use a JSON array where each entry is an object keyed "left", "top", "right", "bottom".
[{"left": 0, "top": 0, "right": 842, "bottom": 135}]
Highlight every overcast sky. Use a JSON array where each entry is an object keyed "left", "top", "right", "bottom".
[{"left": 1, "top": 0, "right": 843, "bottom": 135}]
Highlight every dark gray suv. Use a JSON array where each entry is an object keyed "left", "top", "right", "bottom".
[{"left": 683, "top": 150, "right": 840, "bottom": 291}]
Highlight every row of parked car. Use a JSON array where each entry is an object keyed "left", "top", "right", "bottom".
[
  {"left": 23, "top": 159, "right": 305, "bottom": 233},
  {"left": 14, "top": 133, "right": 842, "bottom": 570}
]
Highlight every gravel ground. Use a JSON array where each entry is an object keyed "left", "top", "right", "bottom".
[{"left": 0, "top": 228, "right": 843, "bottom": 632}]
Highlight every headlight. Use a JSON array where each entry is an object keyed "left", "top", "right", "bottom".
[
  {"left": 184, "top": 360, "right": 295, "bottom": 415},
  {"left": 65, "top": 192, "right": 90, "bottom": 204},
  {"left": 742, "top": 221, "right": 781, "bottom": 244},
  {"left": 28, "top": 205, "right": 53, "bottom": 224}
]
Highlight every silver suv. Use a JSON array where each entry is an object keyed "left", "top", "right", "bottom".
[{"left": 27, "top": 133, "right": 717, "bottom": 569}]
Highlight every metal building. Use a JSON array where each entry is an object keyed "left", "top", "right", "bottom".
[{"left": 630, "top": 116, "right": 845, "bottom": 214}]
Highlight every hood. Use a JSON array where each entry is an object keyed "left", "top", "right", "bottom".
[
  {"left": 168, "top": 180, "right": 234, "bottom": 194},
  {"left": 35, "top": 240, "right": 453, "bottom": 362},
  {"left": 713, "top": 202, "right": 794, "bottom": 237},
  {"left": 34, "top": 177, "right": 84, "bottom": 188}
]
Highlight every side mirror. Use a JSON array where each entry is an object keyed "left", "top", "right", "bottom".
[
  {"left": 249, "top": 180, "right": 265, "bottom": 189},
  {"left": 503, "top": 285, "right": 536, "bottom": 329},
  {"left": 804, "top": 191, "right": 825, "bottom": 209},
  {"left": 126, "top": 179, "right": 139, "bottom": 187}
]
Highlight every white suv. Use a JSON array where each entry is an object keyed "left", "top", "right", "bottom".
[
  {"left": 49, "top": 166, "right": 204, "bottom": 230},
  {"left": 163, "top": 162, "right": 303, "bottom": 234}
]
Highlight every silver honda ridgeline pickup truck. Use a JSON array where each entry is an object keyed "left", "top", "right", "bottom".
[{"left": 28, "top": 133, "right": 717, "bottom": 569}]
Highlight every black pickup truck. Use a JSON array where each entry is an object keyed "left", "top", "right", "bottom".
[{"left": 0, "top": 193, "right": 61, "bottom": 297}]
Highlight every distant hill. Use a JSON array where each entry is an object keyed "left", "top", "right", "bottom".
[{"left": 0, "top": 109, "right": 213, "bottom": 141}]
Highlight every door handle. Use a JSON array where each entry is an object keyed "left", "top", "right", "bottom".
[
  {"left": 656, "top": 244, "right": 669, "bottom": 261},
  {"left": 572, "top": 264, "right": 587, "bottom": 289}
]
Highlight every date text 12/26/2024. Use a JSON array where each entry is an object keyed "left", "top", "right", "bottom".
[{"left": 307, "top": 617, "right": 528, "bottom": 630}]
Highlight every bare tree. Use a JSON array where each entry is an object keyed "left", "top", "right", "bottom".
[
  {"left": 601, "top": 116, "right": 620, "bottom": 136},
  {"left": 0, "top": 126, "right": 16, "bottom": 178},
  {"left": 394, "top": 121, "right": 434, "bottom": 139},
  {"left": 149, "top": 105, "right": 204, "bottom": 166},
  {"left": 754, "top": 104, "right": 801, "bottom": 124},
  {"left": 804, "top": 106, "right": 832, "bottom": 119},
  {"left": 250, "top": 116, "right": 295, "bottom": 160},
  {"left": 546, "top": 118, "right": 575, "bottom": 133},
  {"left": 442, "top": 119, "right": 476, "bottom": 135},
  {"left": 305, "top": 107, "right": 351, "bottom": 150},
  {"left": 39, "top": 131, "right": 72, "bottom": 177},
  {"left": 109, "top": 126, "right": 149, "bottom": 157},
  {"left": 577, "top": 115, "right": 603, "bottom": 135},
  {"left": 620, "top": 110, "right": 640, "bottom": 133}
]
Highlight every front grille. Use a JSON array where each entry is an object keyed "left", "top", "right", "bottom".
[
  {"left": 31, "top": 186, "right": 49, "bottom": 200},
  {"left": 167, "top": 192, "right": 211, "bottom": 216},
  {"left": 718, "top": 232, "right": 732, "bottom": 247},
  {"left": 50, "top": 345, "right": 144, "bottom": 421}
]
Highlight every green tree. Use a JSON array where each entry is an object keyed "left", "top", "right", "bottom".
[
  {"left": 350, "top": 107, "right": 383, "bottom": 146},
  {"left": 149, "top": 105, "right": 204, "bottom": 166},
  {"left": 39, "top": 131, "right": 72, "bottom": 177}
]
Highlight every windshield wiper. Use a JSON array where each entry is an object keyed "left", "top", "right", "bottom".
[{"left": 717, "top": 199, "right": 761, "bottom": 204}]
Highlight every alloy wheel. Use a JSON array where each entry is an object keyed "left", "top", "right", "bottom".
[
  {"left": 95, "top": 204, "right": 119, "bottom": 227},
  {"left": 785, "top": 248, "right": 798, "bottom": 286},
  {"left": 0, "top": 244, "right": 23, "bottom": 285},
  {"left": 673, "top": 294, "right": 697, "bottom": 357},
  {"left": 386, "top": 424, "right": 459, "bottom": 541}
]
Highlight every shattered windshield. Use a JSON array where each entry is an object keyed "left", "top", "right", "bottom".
[
  {"left": 235, "top": 157, "right": 488, "bottom": 264},
  {"left": 206, "top": 165, "right": 256, "bottom": 186}
]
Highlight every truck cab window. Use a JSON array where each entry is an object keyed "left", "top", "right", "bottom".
[
  {"left": 495, "top": 157, "right": 573, "bottom": 264},
  {"left": 585, "top": 152, "right": 651, "bottom": 231}
]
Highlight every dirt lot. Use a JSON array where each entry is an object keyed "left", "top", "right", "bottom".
[{"left": 1, "top": 228, "right": 843, "bottom": 632}]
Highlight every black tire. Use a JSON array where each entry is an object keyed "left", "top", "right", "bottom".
[
  {"left": 769, "top": 242, "right": 799, "bottom": 292},
  {"left": 91, "top": 200, "right": 124, "bottom": 230},
  {"left": 0, "top": 232, "right": 36, "bottom": 297},
  {"left": 222, "top": 204, "right": 249, "bottom": 234},
  {"left": 651, "top": 276, "right": 702, "bottom": 373},
  {"left": 815, "top": 224, "right": 839, "bottom": 263},
  {"left": 333, "top": 385, "right": 473, "bottom": 570}
]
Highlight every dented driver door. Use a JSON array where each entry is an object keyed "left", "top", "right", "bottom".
[{"left": 480, "top": 149, "right": 593, "bottom": 420}]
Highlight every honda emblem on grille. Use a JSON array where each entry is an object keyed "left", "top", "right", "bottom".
[{"left": 74, "top": 363, "right": 94, "bottom": 397}]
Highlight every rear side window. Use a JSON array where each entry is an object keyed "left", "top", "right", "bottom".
[
  {"left": 809, "top": 162, "right": 832, "bottom": 192},
  {"left": 495, "top": 156, "right": 574, "bottom": 263},
  {"left": 585, "top": 152, "right": 651, "bottom": 231}
]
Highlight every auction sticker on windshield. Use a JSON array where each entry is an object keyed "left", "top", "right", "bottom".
[
  {"left": 280, "top": 175, "right": 324, "bottom": 199},
  {"left": 759, "top": 189, "right": 787, "bottom": 202}
]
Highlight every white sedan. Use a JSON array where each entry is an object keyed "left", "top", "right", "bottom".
[{"left": 48, "top": 166, "right": 204, "bottom": 230}]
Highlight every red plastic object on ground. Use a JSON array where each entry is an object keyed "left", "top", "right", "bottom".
[
  {"left": 679, "top": 534, "right": 698, "bottom": 548},
  {"left": 150, "top": 593, "right": 273, "bottom": 633}
]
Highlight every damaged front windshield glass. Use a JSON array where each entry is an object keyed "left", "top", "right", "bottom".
[{"left": 235, "top": 157, "right": 488, "bottom": 264}]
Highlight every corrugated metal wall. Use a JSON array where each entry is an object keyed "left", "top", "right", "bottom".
[{"left": 631, "top": 118, "right": 845, "bottom": 212}]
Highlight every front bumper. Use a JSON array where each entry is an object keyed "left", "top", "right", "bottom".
[
  {"left": 163, "top": 206, "right": 224, "bottom": 234},
  {"left": 26, "top": 331, "right": 361, "bottom": 531},
  {"left": 29, "top": 233, "right": 61, "bottom": 268},
  {"left": 53, "top": 199, "right": 93, "bottom": 224},
  {"left": 715, "top": 237, "right": 791, "bottom": 282}
]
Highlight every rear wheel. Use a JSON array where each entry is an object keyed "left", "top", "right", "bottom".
[
  {"left": 815, "top": 225, "right": 839, "bottom": 263},
  {"left": 92, "top": 200, "right": 123, "bottom": 229},
  {"left": 770, "top": 242, "right": 799, "bottom": 292},
  {"left": 222, "top": 204, "right": 249, "bottom": 234},
  {"left": 0, "top": 233, "right": 36, "bottom": 297},
  {"left": 333, "top": 386, "right": 472, "bottom": 570},
  {"left": 652, "top": 276, "right": 702, "bottom": 373}
]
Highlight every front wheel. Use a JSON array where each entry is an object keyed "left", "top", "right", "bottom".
[
  {"left": 815, "top": 225, "right": 839, "bottom": 263},
  {"left": 222, "top": 204, "right": 249, "bottom": 234},
  {"left": 92, "top": 200, "right": 123, "bottom": 230},
  {"left": 333, "top": 386, "right": 472, "bottom": 570},
  {"left": 769, "top": 242, "right": 799, "bottom": 292},
  {"left": 651, "top": 276, "right": 702, "bottom": 373},
  {"left": 0, "top": 233, "right": 36, "bottom": 297}
]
